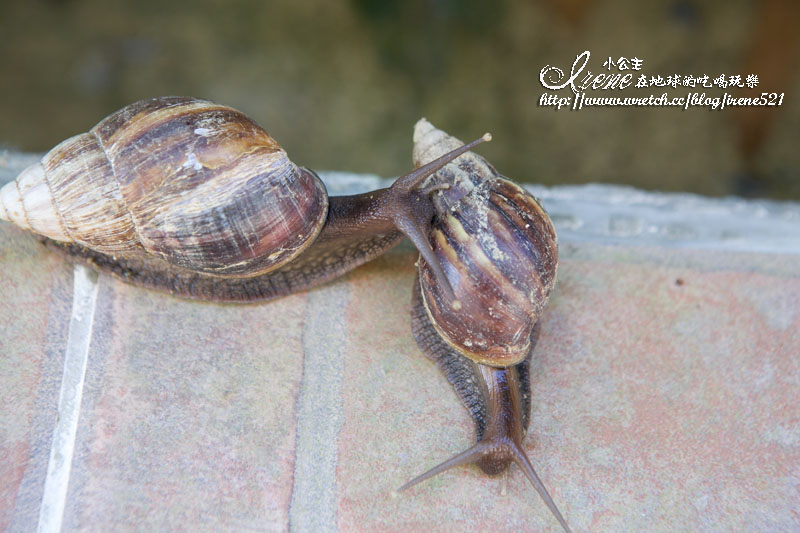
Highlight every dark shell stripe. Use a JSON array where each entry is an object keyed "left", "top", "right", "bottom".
[
  {"left": 437, "top": 209, "right": 533, "bottom": 321},
  {"left": 484, "top": 191, "right": 556, "bottom": 304},
  {"left": 490, "top": 185, "right": 557, "bottom": 284},
  {"left": 92, "top": 98, "right": 229, "bottom": 149},
  {"left": 101, "top": 106, "right": 278, "bottom": 191},
  {"left": 448, "top": 202, "right": 537, "bottom": 308},
  {"left": 486, "top": 191, "right": 544, "bottom": 269},
  {"left": 427, "top": 220, "right": 506, "bottom": 330}
]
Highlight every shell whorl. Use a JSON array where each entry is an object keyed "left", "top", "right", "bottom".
[
  {"left": 0, "top": 162, "right": 70, "bottom": 241},
  {"left": 0, "top": 97, "right": 328, "bottom": 277},
  {"left": 412, "top": 119, "right": 558, "bottom": 367}
]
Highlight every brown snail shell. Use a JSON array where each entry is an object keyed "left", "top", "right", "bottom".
[
  {"left": 0, "top": 96, "right": 328, "bottom": 278},
  {"left": 412, "top": 119, "right": 558, "bottom": 367}
]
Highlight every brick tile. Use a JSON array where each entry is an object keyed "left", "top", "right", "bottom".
[{"left": 61, "top": 276, "right": 308, "bottom": 530}]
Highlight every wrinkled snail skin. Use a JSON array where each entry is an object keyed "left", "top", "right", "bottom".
[
  {"left": 0, "top": 97, "right": 489, "bottom": 302},
  {"left": 403, "top": 121, "right": 570, "bottom": 532}
]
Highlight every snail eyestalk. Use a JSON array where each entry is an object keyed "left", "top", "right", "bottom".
[
  {"left": 387, "top": 134, "right": 491, "bottom": 306},
  {"left": 393, "top": 134, "right": 491, "bottom": 194},
  {"left": 398, "top": 442, "right": 490, "bottom": 492},
  {"left": 512, "top": 443, "right": 572, "bottom": 533}
]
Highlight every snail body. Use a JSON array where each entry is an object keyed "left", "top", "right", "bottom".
[
  {"left": 0, "top": 97, "right": 488, "bottom": 302},
  {"left": 401, "top": 121, "right": 569, "bottom": 532}
]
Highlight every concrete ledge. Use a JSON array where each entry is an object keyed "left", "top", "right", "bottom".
[{"left": 1, "top": 152, "right": 799, "bottom": 531}]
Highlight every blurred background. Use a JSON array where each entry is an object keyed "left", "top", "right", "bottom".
[{"left": 0, "top": 0, "right": 798, "bottom": 200}]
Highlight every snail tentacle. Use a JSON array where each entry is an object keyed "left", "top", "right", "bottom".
[
  {"left": 398, "top": 441, "right": 491, "bottom": 492},
  {"left": 512, "top": 442, "right": 572, "bottom": 533}
]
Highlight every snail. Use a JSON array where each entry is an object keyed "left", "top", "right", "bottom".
[
  {"left": 0, "top": 96, "right": 488, "bottom": 302},
  {"left": 0, "top": 98, "right": 569, "bottom": 529},
  {"left": 399, "top": 120, "right": 569, "bottom": 532}
]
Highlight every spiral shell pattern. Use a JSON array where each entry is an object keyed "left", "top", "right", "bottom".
[
  {"left": 412, "top": 119, "right": 558, "bottom": 367},
  {"left": 0, "top": 97, "right": 328, "bottom": 277}
]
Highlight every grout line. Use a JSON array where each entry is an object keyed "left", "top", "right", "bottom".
[
  {"left": 37, "top": 265, "right": 99, "bottom": 533},
  {"left": 288, "top": 282, "right": 349, "bottom": 533}
]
